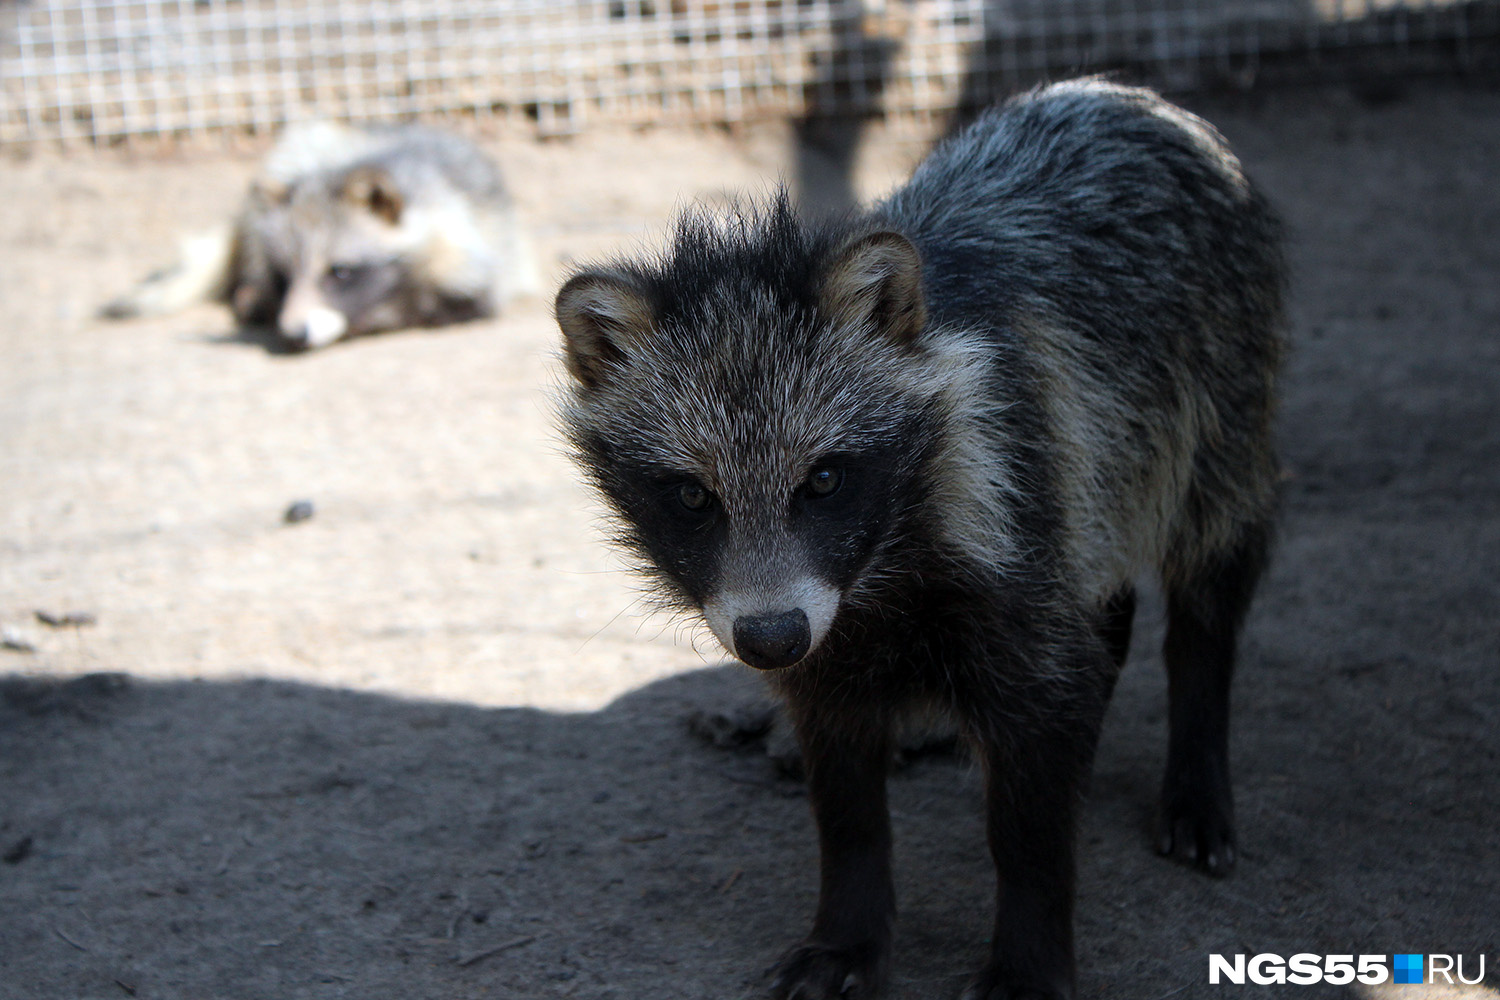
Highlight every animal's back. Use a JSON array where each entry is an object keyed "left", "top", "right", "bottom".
[
  {"left": 262, "top": 122, "right": 505, "bottom": 203},
  {"left": 357, "top": 126, "right": 538, "bottom": 302},
  {"left": 879, "top": 79, "right": 1286, "bottom": 600}
]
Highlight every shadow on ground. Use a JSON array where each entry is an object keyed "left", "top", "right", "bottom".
[{"left": 4, "top": 563, "right": 1496, "bottom": 1000}]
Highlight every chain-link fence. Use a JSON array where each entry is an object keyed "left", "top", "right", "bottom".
[{"left": 4, "top": 0, "right": 1498, "bottom": 145}]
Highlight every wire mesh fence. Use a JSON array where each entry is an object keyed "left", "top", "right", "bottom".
[{"left": 3, "top": 0, "right": 1498, "bottom": 145}]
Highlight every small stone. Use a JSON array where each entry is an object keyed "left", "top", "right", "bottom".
[
  {"left": 3, "top": 836, "right": 34, "bottom": 864},
  {"left": 2, "top": 625, "right": 37, "bottom": 653},
  {"left": 34, "top": 609, "right": 96, "bottom": 628},
  {"left": 283, "top": 500, "right": 315, "bottom": 524}
]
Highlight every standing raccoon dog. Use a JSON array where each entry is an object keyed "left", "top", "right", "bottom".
[
  {"left": 102, "top": 122, "right": 537, "bottom": 350},
  {"left": 557, "top": 79, "right": 1284, "bottom": 999}
]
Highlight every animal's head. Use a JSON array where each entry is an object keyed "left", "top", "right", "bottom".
[
  {"left": 556, "top": 199, "right": 989, "bottom": 670},
  {"left": 251, "top": 166, "right": 431, "bottom": 349}
]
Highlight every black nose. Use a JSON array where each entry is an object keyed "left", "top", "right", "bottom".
[{"left": 732, "top": 609, "right": 811, "bottom": 670}]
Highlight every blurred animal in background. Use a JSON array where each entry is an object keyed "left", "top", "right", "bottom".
[{"left": 101, "top": 122, "right": 538, "bottom": 350}]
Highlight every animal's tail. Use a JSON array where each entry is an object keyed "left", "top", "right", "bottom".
[{"left": 99, "top": 224, "right": 235, "bottom": 319}]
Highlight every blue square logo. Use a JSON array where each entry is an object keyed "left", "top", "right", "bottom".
[{"left": 1393, "top": 953, "right": 1424, "bottom": 985}]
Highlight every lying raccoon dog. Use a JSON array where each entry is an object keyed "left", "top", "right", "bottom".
[
  {"left": 102, "top": 122, "right": 536, "bottom": 350},
  {"left": 556, "top": 79, "right": 1284, "bottom": 999}
]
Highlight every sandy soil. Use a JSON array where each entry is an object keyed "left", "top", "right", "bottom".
[{"left": 2, "top": 79, "right": 1497, "bottom": 999}]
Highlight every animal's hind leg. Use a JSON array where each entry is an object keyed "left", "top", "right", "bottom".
[{"left": 1158, "top": 520, "right": 1271, "bottom": 877}]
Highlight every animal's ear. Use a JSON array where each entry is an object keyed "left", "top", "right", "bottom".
[
  {"left": 343, "top": 167, "right": 404, "bottom": 226},
  {"left": 819, "top": 231, "right": 926, "bottom": 347},
  {"left": 555, "top": 271, "right": 657, "bottom": 389}
]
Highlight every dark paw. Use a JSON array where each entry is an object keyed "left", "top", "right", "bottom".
[
  {"left": 1157, "top": 775, "right": 1236, "bottom": 876},
  {"left": 959, "top": 963, "right": 1072, "bottom": 1000},
  {"left": 687, "top": 701, "right": 776, "bottom": 749},
  {"left": 690, "top": 702, "right": 959, "bottom": 781},
  {"left": 769, "top": 942, "right": 886, "bottom": 999}
]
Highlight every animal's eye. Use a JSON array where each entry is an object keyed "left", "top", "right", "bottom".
[
  {"left": 327, "top": 264, "right": 361, "bottom": 284},
  {"left": 805, "top": 466, "right": 843, "bottom": 498},
  {"left": 677, "top": 482, "right": 712, "bottom": 512}
]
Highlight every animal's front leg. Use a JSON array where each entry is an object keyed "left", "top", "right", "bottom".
[
  {"left": 959, "top": 732, "right": 1086, "bottom": 999},
  {"left": 770, "top": 704, "right": 894, "bottom": 1000},
  {"left": 960, "top": 668, "right": 1110, "bottom": 1000}
]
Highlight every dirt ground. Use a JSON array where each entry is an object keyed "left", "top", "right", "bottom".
[{"left": 2, "top": 78, "right": 1497, "bottom": 1000}]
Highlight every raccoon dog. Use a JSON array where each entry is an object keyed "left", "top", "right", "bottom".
[
  {"left": 556, "top": 79, "right": 1284, "bottom": 999},
  {"left": 102, "top": 122, "right": 537, "bottom": 350}
]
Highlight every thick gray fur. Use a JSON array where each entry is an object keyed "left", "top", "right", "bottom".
[
  {"left": 875, "top": 78, "right": 1284, "bottom": 599},
  {"left": 556, "top": 78, "right": 1286, "bottom": 1000}
]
